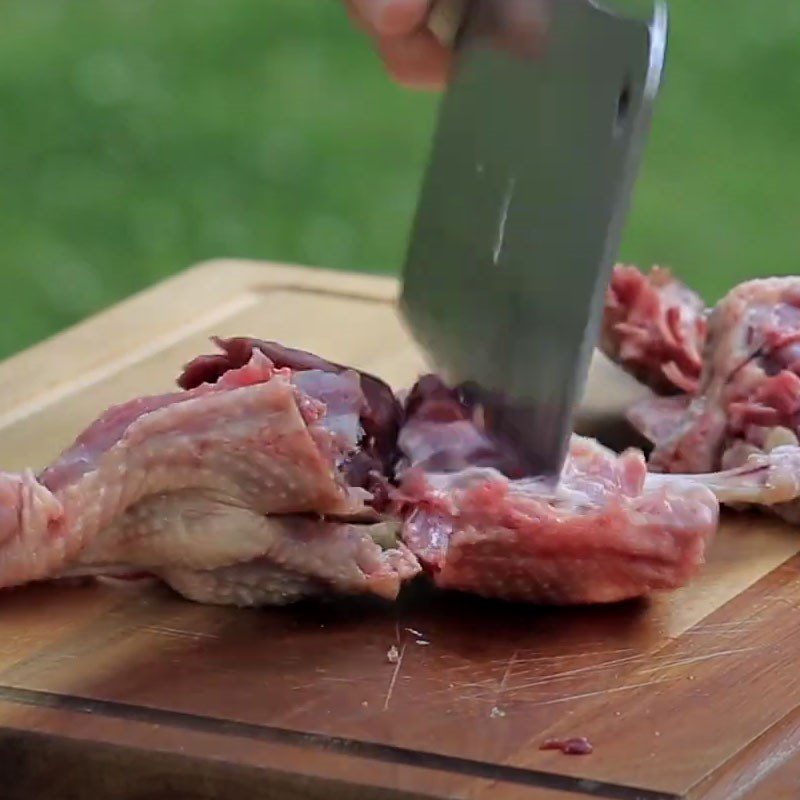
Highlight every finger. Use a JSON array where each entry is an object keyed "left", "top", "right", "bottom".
[
  {"left": 343, "top": 0, "right": 371, "bottom": 32},
  {"left": 349, "top": 0, "right": 432, "bottom": 38},
  {"left": 377, "top": 29, "right": 452, "bottom": 89}
]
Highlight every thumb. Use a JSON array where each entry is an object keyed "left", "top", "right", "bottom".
[{"left": 349, "top": 0, "right": 432, "bottom": 37}]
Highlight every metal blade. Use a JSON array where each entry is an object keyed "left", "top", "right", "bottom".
[{"left": 401, "top": 0, "right": 667, "bottom": 479}]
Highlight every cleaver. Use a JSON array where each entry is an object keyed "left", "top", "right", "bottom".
[{"left": 400, "top": 0, "right": 668, "bottom": 480}]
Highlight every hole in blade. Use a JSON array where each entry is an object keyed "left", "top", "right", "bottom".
[{"left": 615, "top": 80, "right": 632, "bottom": 134}]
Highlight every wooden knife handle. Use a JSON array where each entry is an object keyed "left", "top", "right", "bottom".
[{"left": 427, "top": 0, "right": 468, "bottom": 47}]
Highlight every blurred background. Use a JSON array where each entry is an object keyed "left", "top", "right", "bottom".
[{"left": 0, "top": 0, "right": 797, "bottom": 359}]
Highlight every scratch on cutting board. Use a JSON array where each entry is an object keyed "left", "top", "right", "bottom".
[
  {"left": 432, "top": 670, "right": 667, "bottom": 707},
  {"left": 289, "top": 676, "right": 361, "bottom": 693},
  {"left": 638, "top": 645, "right": 759, "bottom": 675},
  {"left": 436, "top": 678, "right": 499, "bottom": 703},
  {"left": 493, "top": 650, "right": 518, "bottom": 708},
  {"left": 506, "top": 653, "right": 647, "bottom": 694},
  {"left": 420, "top": 651, "right": 646, "bottom": 704},
  {"left": 437, "top": 655, "right": 647, "bottom": 704},
  {"left": 433, "top": 647, "right": 636, "bottom": 679},
  {"left": 457, "top": 685, "right": 514, "bottom": 704},
  {"left": 531, "top": 677, "right": 676, "bottom": 707},
  {"left": 684, "top": 620, "right": 757, "bottom": 635},
  {"left": 383, "top": 643, "right": 407, "bottom": 711},
  {"left": 493, "top": 177, "right": 516, "bottom": 265},
  {"left": 455, "top": 679, "right": 500, "bottom": 692},
  {"left": 142, "top": 625, "right": 219, "bottom": 641},
  {"left": 417, "top": 648, "right": 648, "bottom": 705},
  {"left": 495, "top": 646, "right": 637, "bottom": 671}
]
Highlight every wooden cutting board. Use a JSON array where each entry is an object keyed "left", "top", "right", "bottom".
[{"left": 2, "top": 259, "right": 800, "bottom": 800}]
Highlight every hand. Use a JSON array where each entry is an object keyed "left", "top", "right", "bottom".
[{"left": 344, "top": 0, "right": 452, "bottom": 89}]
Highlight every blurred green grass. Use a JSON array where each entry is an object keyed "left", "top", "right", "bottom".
[{"left": 0, "top": 0, "right": 797, "bottom": 358}]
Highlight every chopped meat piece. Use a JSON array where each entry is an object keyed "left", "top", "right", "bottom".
[
  {"left": 0, "top": 351, "right": 419, "bottom": 605},
  {"left": 398, "top": 437, "right": 719, "bottom": 604},
  {"left": 395, "top": 376, "right": 800, "bottom": 604},
  {"left": 395, "top": 377, "right": 720, "bottom": 604},
  {"left": 601, "top": 264, "right": 707, "bottom": 395},
  {"left": 179, "top": 337, "right": 401, "bottom": 505},
  {"left": 602, "top": 268, "right": 800, "bottom": 524},
  {"left": 629, "top": 278, "right": 800, "bottom": 478}
]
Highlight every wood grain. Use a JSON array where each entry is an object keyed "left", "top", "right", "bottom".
[{"left": 1, "top": 259, "right": 799, "bottom": 799}]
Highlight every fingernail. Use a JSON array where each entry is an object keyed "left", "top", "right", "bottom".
[{"left": 371, "top": 0, "right": 427, "bottom": 36}]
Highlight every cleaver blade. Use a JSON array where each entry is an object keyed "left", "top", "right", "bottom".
[{"left": 401, "top": 0, "right": 668, "bottom": 480}]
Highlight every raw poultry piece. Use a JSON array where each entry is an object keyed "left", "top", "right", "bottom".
[
  {"left": 0, "top": 349, "right": 419, "bottom": 606},
  {"left": 632, "top": 277, "right": 800, "bottom": 469},
  {"left": 601, "top": 264, "right": 707, "bottom": 395},
  {"left": 394, "top": 376, "right": 800, "bottom": 604},
  {"left": 617, "top": 275, "right": 800, "bottom": 522},
  {"left": 178, "top": 336, "right": 402, "bottom": 508},
  {"left": 603, "top": 266, "right": 800, "bottom": 523}
]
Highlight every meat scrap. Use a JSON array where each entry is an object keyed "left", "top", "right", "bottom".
[{"left": 540, "top": 737, "right": 594, "bottom": 755}]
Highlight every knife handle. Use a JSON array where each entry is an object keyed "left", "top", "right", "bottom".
[{"left": 427, "top": 0, "right": 468, "bottom": 47}]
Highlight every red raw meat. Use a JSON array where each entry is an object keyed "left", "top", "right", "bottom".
[
  {"left": 540, "top": 737, "right": 594, "bottom": 755},
  {"left": 601, "top": 264, "right": 707, "bottom": 395},
  {"left": 400, "top": 384, "right": 718, "bottom": 604},
  {"left": 604, "top": 268, "right": 800, "bottom": 523},
  {"left": 628, "top": 278, "right": 800, "bottom": 474}
]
